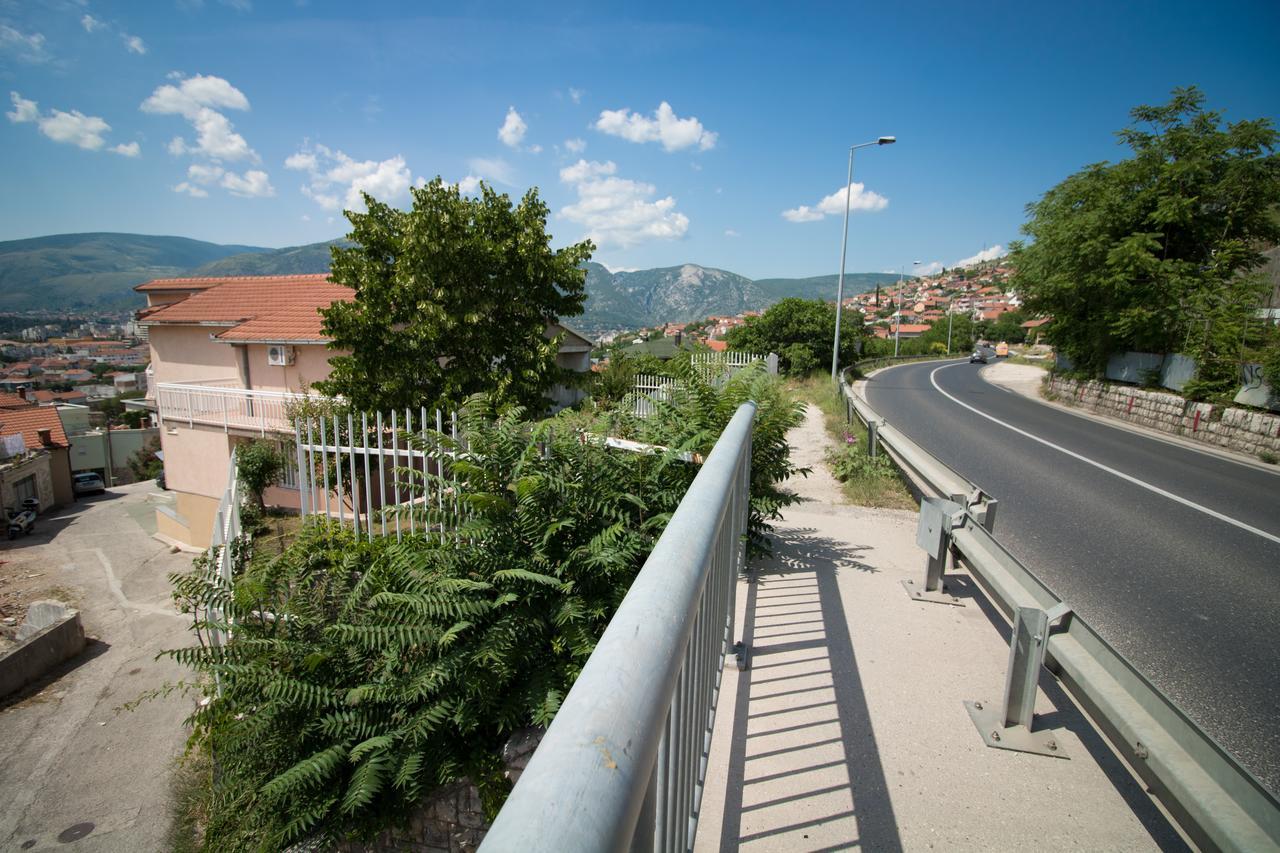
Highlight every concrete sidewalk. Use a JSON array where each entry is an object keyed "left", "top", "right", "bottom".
[{"left": 695, "top": 405, "right": 1186, "bottom": 852}]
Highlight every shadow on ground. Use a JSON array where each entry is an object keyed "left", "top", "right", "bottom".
[{"left": 716, "top": 527, "right": 902, "bottom": 852}]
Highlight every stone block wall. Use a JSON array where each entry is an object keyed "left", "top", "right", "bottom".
[
  {"left": 331, "top": 728, "right": 543, "bottom": 853},
  {"left": 1047, "top": 376, "right": 1280, "bottom": 457}
]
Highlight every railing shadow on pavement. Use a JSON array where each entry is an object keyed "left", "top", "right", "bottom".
[
  {"left": 945, "top": 573, "right": 1190, "bottom": 852},
  {"left": 714, "top": 527, "right": 903, "bottom": 852}
]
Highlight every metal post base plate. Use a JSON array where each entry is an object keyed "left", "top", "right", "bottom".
[
  {"left": 733, "top": 641, "right": 750, "bottom": 671},
  {"left": 964, "top": 700, "right": 1069, "bottom": 759},
  {"left": 901, "top": 578, "right": 965, "bottom": 607}
]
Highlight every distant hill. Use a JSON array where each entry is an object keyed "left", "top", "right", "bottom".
[
  {"left": 753, "top": 273, "right": 902, "bottom": 303},
  {"left": 0, "top": 233, "right": 269, "bottom": 311},
  {"left": 0, "top": 231, "right": 909, "bottom": 331},
  {"left": 189, "top": 240, "right": 349, "bottom": 277}
]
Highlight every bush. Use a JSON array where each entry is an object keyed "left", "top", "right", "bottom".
[{"left": 236, "top": 440, "right": 284, "bottom": 508}]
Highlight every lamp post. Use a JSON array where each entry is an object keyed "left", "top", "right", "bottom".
[{"left": 831, "top": 136, "right": 896, "bottom": 381}]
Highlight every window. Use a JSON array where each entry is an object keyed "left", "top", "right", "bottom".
[{"left": 276, "top": 441, "right": 298, "bottom": 489}]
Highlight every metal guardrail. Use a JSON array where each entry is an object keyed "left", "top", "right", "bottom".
[
  {"left": 481, "top": 402, "right": 755, "bottom": 853},
  {"left": 840, "top": 365, "right": 1280, "bottom": 852}
]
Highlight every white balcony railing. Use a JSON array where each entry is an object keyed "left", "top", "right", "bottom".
[{"left": 156, "top": 380, "right": 318, "bottom": 435}]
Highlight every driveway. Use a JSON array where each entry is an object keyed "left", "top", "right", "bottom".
[{"left": 0, "top": 482, "right": 197, "bottom": 852}]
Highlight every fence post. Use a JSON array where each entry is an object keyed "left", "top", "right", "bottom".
[
  {"left": 867, "top": 421, "right": 879, "bottom": 458},
  {"left": 964, "top": 602, "right": 1071, "bottom": 758},
  {"left": 765, "top": 352, "right": 779, "bottom": 375}
]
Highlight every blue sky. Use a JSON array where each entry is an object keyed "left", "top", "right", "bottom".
[{"left": 2, "top": 0, "right": 1278, "bottom": 278}]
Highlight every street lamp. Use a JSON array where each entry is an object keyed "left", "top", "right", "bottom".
[{"left": 831, "top": 136, "right": 896, "bottom": 381}]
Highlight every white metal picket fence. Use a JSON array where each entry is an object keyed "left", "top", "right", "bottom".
[
  {"left": 291, "top": 408, "right": 466, "bottom": 543},
  {"left": 632, "top": 350, "right": 777, "bottom": 418}
]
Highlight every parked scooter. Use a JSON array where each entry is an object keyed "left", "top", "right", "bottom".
[{"left": 6, "top": 506, "right": 35, "bottom": 539}]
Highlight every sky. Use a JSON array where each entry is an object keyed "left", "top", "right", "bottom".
[{"left": 2, "top": 0, "right": 1278, "bottom": 279}]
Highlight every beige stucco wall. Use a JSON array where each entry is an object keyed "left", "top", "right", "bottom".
[
  {"left": 157, "top": 490, "right": 220, "bottom": 550},
  {"left": 242, "top": 343, "right": 340, "bottom": 393},
  {"left": 49, "top": 448, "right": 73, "bottom": 507},
  {"left": 0, "top": 452, "right": 55, "bottom": 513},
  {"left": 148, "top": 325, "right": 239, "bottom": 385},
  {"left": 160, "top": 424, "right": 231, "bottom": 500}
]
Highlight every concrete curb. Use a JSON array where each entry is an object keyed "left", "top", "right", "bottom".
[{"left": 0, "top": 606, "right": 86, "bottom": 699}]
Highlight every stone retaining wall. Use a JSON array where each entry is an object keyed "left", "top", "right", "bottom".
[
  {"left": 1047, "top": 376, "right": 1280, "bottom": 457},
  {"left": 332, "top": 728, "right": 542, "bottom": 853}
]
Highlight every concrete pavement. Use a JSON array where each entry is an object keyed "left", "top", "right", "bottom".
[
  {"left": 695, "top": 404, "right": 1185, "bottom": 852},
  {"left": 0, "top": 483, "right": 195, "bottom": 852}
]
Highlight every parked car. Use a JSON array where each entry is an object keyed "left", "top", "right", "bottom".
[
  {"left": 969, "top": 350, "right": 988, "bottom": 364},
  {"left": 73, "top": 472, "right": 106, "bottom": 496},
  {"left": 6, "top": 506, "right": 35, "bottom": 539}
]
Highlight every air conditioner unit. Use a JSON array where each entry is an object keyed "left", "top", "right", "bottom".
[{"left": 267, "top": 344, "right": 295, "bottom": 366}]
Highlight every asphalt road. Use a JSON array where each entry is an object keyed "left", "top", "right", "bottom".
[{"left": 864, "top": 357, "right": 1280, "bottom": 797}]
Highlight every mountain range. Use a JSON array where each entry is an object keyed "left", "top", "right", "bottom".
[{"left": 0, "top": 232, "right": 904, "bottom": 332}]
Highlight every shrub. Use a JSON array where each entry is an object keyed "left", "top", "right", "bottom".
[{"left": 236, "top": 440, "right": 284, "bottom": 508}]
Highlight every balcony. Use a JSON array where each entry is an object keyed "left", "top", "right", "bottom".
[{"left": 155, "top": 379, "right": 317, "bottom": 435}]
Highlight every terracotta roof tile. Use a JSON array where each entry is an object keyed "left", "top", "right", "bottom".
[
  {"left": 0, "top": 405, "right": 69, "bottom": 449},
  {"left": 0, "top": 392, "right": 32, "bottom": 409},
  {"left": 135, "top": 273, "right": 332, "bottom": 292},
  {"left": 140, "top": 275, "right": 353, "bottom": 342}
]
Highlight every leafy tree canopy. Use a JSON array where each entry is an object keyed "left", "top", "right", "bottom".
[
  {"left": 1011, "top": 87, "right": 1280, "bottom": 386},
  {"left": 724, "top": 297, "right": 864, "bottom": 375},
  {"left": 318, "top": 180, "right": 594, "bottom": 413}
]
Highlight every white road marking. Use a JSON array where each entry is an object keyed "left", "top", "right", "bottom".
[{"left": 928, "top": 363, "right": 1280, "bottom": 546}]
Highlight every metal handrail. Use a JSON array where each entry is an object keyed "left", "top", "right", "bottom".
[
  {"left": 481, "top": 402, "right": 755, "bottom": 853},
  {"left": 840, "top": 365, "right": 1280, "bottom": 852}
]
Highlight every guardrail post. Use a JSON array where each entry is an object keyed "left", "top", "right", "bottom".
[
  {"left": 964, "top": 602, "right": 1071, "bottom": 758},
  {"left": 903, "top": 497, "right": 965, "bottom": 606},
  {"left": 867, "top": 421, "right": 879, "bottom": 458},
  {"left": 965, "top": 488, "right": 998, "bottom": 533}
]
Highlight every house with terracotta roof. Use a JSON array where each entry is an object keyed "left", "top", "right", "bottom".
[
  {"left": 136, "top": 273, "right": 596, "bottom": 548},
  {"left": 0, "top": 404, "right": 74, "bottom": 509}
]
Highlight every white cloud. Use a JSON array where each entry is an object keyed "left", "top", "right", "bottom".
[
  {"left": 558, "top": 159, "right": 689, "bottom": 248},
  {"left": 725, "top": 229, "right": 740, "bottom": 238},
  {"left": 915, "top": 261, "right": 943, "bottom": 276},
  {"left": 594, "top": 102, "right": 717, "bottom": 152},
  {"left": 221, "top": 169, "right": 274, "bottom": 197},
  {"left": 498, "top": 106, "right": 527, "bottom": 148},
  {"left": 468, "top": 156, "right": 515, "bottom": 185},
  {"left": 123, "top": 34, "right": 146, "bottom": 55},
  {"left": 0, "top": 25, "right": 50, "bottom": 64},
  {"left": 564, "top": 137, "right": 586, "bottom": 154},
  {"left": 954, "top": 245, "right": 1006, "bottom": 268},
  {"left": 186, "top": 162, "right": 224, "bottom": 184},
  {"left": 286, "top": 142, "right": 411, "bottom": 211},
  {"left": 457, "top": 175, "right": 481, "bottom": 194},
  {"left": 569, "top": 87, "right": 583, "bottom": 104},
  {"left": 142, "top": 75, "right": 258, "bottom": 163},
  {"left": 173, "top": 181, "right": 208, "bottom": 198},
  {"left": 81, "top": 15, "right": 104, "bottom": 33},
  {"left": 6, "top": 91, "right": 37, "bottom": 123},
  {"left": 781, "top": 206, "right": 824, "bottom": 223},
  {"left": 782, "top": 181, "right": 888, "bottom": 223},
  {"left": 38, "top": 109, "right": 111, "bottom": 150},
  {"left": 141, "top": 74, "right": 250, "bottom": 119},
  {"left": 527, "top": 144, "right": 542, "bottom": 154},
  {"left": 10, "top": 92, "right": 141, "bottom": 157}
]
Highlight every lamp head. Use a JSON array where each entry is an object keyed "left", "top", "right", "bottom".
[{"left": 877, "top": 136, "right": 896, "bottom": 145}]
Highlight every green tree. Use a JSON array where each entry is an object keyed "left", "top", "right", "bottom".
[
  {"left": 236, "top": 439, "right": 283, "bottom": 509},
  {"left": 725, "top": 298, "right": 863, "bottom": 375},
  {"left": 318, "top": 179, "right": 594, "bottom": 413},
  {"left": 1012, "top": 87, "right": 1280, "bottom": 391},
  {"left": 126, "top": 436, "right": 163, "bottom": 481}
]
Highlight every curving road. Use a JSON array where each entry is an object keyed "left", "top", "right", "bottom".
[{"left": 865, "top": 358, "right": 1280, "bottom": 796}]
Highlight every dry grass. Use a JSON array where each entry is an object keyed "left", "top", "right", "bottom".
[{"left": 789, "top": 375, "right": 916, "bottom": 510}]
